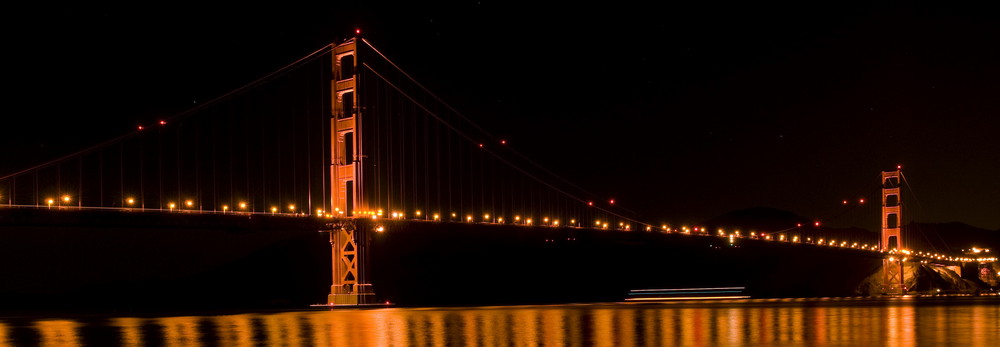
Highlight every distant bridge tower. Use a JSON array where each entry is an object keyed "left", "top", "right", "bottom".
[
  {"left": 325, "top": 36, "right": 375, "bottom": 305},
  {"left": 881, "top": 168, "right": 905, "bottom": 295}
]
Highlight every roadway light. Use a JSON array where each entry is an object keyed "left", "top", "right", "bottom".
[
  {"left": 185, "top": 200, "right": 194, "bottom": 208},
  {"left": 222, "top": 205, "right": 230, "bottom": 212},
  {"left": 271, "top": 206, "right": 278, "bottom": 214},
  {"left": 168, "top": 202, "right": 176, "bottom": 210},
  {"left": 238, "top": 202, "right": 247, "bottom": 210},
  {"left": 61, "top": 195, "right": 71, "bottom": 204},
  {"left": 288, "top": 204, "right": 296, "bottom": 212},
  {"left": 46, "top": 198, "right": 55, "bottom": 208},
  {"left": 126, "top": 197, "right": 136, "bottom": 206}
]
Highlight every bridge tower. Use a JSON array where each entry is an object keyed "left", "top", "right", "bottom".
[
  {"left": 880, "top": 168, "right": 905, "bottom": 295},
  {"left": 332, "top": 38, "right": 362, "bottom": 216},
  {"left": 325, "top": 36, "right": 376, "bottom": 305}
]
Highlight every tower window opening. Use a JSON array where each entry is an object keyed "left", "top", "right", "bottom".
[
  {"left": 339, "top": 91, "right": 355, "bottom": 119},
  {"left": 339, "top": 55, "right": 355, "bottom": 80},
  {"left": 885, "top": 194, "right": 899, "bottom": 207},
  {"left": 343, "top": 132, "right": 354, "bottom": 164}
]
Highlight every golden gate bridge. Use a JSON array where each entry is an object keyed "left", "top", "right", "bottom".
[{"left": 0, "top": 34, "right": 995, "bottom": 307}]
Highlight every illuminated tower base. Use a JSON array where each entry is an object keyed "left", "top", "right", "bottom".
[{"left": 324, "top": 220, "right": 376, "bottom": 306}]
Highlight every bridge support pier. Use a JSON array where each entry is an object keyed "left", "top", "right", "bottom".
[
  {"left": 882, "top": 257, "right": 906, "bottom": 295},
  {"left": 323, "top": 220, "right": 376, "bottom": 305}
]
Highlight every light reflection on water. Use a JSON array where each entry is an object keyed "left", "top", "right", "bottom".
[{"left": 0, "top": 298, "right": 998, "bottom": 346}]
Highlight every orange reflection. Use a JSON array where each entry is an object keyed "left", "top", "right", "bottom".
[
  {"left": 515, "top": 309, "right": 541, "bottom": 345},
  {"left": 109, "top": 317, "right": 144, "bottom": 347},
  {"left": 0, "top": 321, "right": 10, "bottom": 347},
  {"left": 214, "top": 313, "right": 255, "bottom": 347},
  {"left": 34, "top": 319, "right": 81, "bottom": 347},
  {"left": 592, "top": 308, "right": 614, "bottom": 347},
  {"left": 545, "top": 308, "right": 568, "bottom": 345},
  {"left": 261, "top": 312, "right": 305, "bottom": 347},
  {"left": 10, "top": 298, "right": 1000, "bottom": 346},
  {"left": 156, "top": 316, "right": 202, "bottom": 347}
]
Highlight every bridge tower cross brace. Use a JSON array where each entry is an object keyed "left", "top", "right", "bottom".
[{"left": 880, "top": 169, "right": 905, "bottom": 295}]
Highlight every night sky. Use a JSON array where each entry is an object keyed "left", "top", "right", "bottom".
[{"left": 2, "top": 1, "right": 998, "bottom": 230}]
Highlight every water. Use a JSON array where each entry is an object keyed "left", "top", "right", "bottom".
[{"left": 1, "top": 297, "right": 997, "bottom": 346}]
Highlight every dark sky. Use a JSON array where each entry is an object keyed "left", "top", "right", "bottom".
[{"left": 2, "top": 1, "right": 998, "bottom": 230}]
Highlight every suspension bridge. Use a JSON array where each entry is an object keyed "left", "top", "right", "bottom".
[{"left": 0, "top": 35, "right": 995, "bottom": 308}]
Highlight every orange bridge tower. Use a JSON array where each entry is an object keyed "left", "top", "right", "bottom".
[
  {"left": 880, "top": 168, "right": 905, "bottom": 295},
  {"left": 325, "top": 36, "right": 375, "bottom": 305}
]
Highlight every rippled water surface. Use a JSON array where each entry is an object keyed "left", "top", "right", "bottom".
[{"left": 1, "top": 297, "right": 998, "bottom": 346}]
